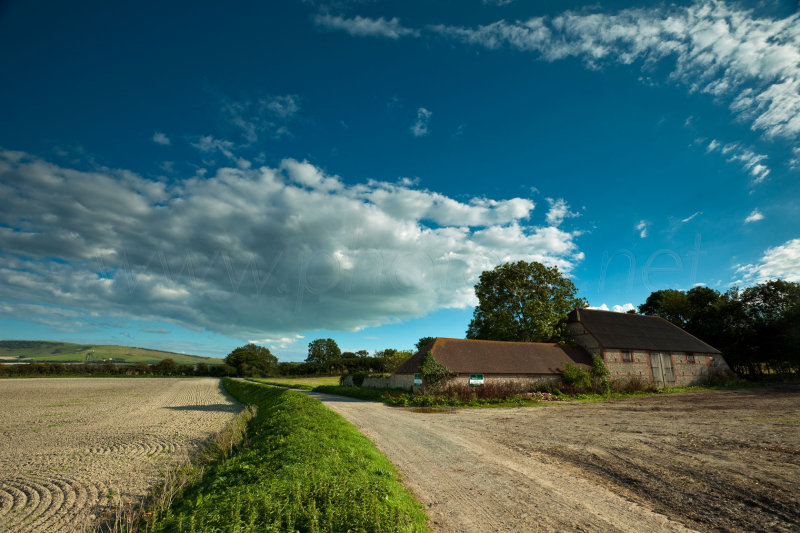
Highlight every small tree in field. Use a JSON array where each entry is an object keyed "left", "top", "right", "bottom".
[{"left": 225, "top": 344, "right": 277, "bottom": 377}]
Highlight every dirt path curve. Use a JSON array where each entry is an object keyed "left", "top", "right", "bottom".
[{"left": 306, "top": 391, "right": 697, "bottom": 533}]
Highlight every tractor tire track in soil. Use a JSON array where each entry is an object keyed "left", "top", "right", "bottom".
[
  {"left": 0, "top": 378, "right": 239, "bottom": 533},
  {"left": 308, "top": 386, "right": 799, "bottom": 533}
]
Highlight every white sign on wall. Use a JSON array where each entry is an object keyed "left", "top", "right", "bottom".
[{"left": 413, "top": 373, "right": 422, "bottom": 386}]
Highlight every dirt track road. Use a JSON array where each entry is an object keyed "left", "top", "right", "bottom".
[{"left": 308, "top": 387, "right": 800, "bottom": 533}]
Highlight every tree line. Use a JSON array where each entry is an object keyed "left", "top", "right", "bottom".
[
  {"left": 220, "top": 339, "right": 425, "bottom": 377},
  {"left": 637, "top": 280, "right": 800, "bottom": 376},
  {"left": 0, "top": 359, "right": 238, "bottom": 377}
]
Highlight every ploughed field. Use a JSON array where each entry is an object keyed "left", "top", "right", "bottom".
[
  {"left": 312, "top": 385, "right": 800, "bottom": 532},
  {"left": 0, "top": 378, "right": 239, "bottom": 532}
]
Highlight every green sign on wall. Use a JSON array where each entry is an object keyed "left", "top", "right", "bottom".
[
  {"left": 469, "top": 374, "right": 484, "bottom": 386},
  {"left": 413, "top": 373, "right": 422, "bottom": 386}
]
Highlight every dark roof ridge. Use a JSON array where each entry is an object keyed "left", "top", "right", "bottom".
[{"left": 434, "top": 337, "right": 563, "bottom": 346}]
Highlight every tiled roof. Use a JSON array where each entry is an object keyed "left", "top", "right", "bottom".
[
  {"left": 569, "top": 308, "right": 721, "bottom": 354},
  {"left": 394, "top": 338, "right": 592, "bottom": 375}
]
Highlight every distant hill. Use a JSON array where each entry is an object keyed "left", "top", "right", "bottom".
[{"left": 0, "top": 340, "right": 223, "bottom": 365}]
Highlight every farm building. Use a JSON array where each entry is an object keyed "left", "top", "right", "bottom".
[
  {"left": 392, "top": 337, "right": 592, "bottom": 390},
  {"left": 566, "top": 308, "right": 731, "bottom": 386}
]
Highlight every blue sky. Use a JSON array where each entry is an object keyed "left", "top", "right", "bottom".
[{"left": 1, "top": 0, "right": 798, "bottom": 361}]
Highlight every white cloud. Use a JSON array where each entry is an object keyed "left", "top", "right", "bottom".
[
  {"left": 483, "top": 0, "right": 515, "bottom": 5},
  {"left": 0, "top": 149, "right": 583, "bottom": 339},
  {"left": 411, "top": 107, "right": 432, "bottom": 137},
  {"left": 314, "top": 14, "right": 418, "bottom": 39},
  {"left": 681, "top": 211, "right": 702, "bottom": 223},
  {"left": 221, "top": 95, "right": 300, "bottom": 143},
  {"left": 589, "top": 303, "right": 635, "bottom": 313},
  {"left": 431, "top": 1, "right": 800, "bottom": 140},
  {"left": 735, "top": 238, "right": 800, "bottom": 283},
  {"left": 152, "top": 132, "right": 170, "bottom": 146},
  {"left": 790, "top": 147, "right": 800, "bottom": 170},
  {"left": 545, "top": 198, "right": 579, "bottom": 226},
  {"left": 191, "top": 135, "right": 236, "bottom": 159},
  {"left": 744, "top": 208, "right": 764, "bottom": 223},
  {"left": 705, "top": 138, "right": 770, "bottom": 184},
  {"left": 635, "top": 220, "right": 649, "bottom": 238},
  {"left": 249, "top": 334, "right": 304, "bottom": 350}
]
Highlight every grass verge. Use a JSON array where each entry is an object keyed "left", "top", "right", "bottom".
[{"left": 149, "top": 378, "right": 430, "bottom": 532}]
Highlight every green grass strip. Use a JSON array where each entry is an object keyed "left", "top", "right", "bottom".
[
  {"left": 249, "top": 378, "right": 316, "bottom": 391},
  {"left": 152, "top": 378, "right": 430, "bottom": 533}
]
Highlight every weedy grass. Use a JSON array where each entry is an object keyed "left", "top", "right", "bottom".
[
  {"left": 312, "top": 378, "right": 757, "bottom": 408},
  {"left": 150, "top": 379, "right": 430, "bottom": 533}
]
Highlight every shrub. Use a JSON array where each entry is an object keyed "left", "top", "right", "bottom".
[
  {"left": 419, "top": 351, "right": 452, "bottom": 391},
  {"left": 610, "top": 375, "right": 658, "bottom": 394},
  {"left": 561, "top": 362, "right": 592, "bottom": 392},
  {"left": 352, "top": 371, "right": 368, "bottom": 387},
  {"left": 440, "top": 380, "right": 532, "bottom": 402},
  {"left": 590, "top": 354, "right": 611, "bottom": 393}
]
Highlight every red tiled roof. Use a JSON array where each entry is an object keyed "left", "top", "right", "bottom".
[{"left": 394, "top": 338, "right": 592, "bottom": 375}]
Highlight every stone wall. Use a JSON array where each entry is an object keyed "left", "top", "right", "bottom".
[
  {"left": 441, "top": 374, "right": 559, "bottom": 390},
  {"left": 340, "top": 374, "right": 414, "bottom": 390},
  {"left": 567, "top": 322, "right": 601, "bottom": 352},
  {"left": 602, "top": 349, "right": 652, "bottom": 380},
  {"left": 602, "top": 349, "right": 729, "bottom": 386}
]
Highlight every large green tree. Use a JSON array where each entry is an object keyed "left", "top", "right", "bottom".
[
  {"left": 375, "top": 348, "right": 413, "bottom": 373},
  {"left": 466, "top": 261, "right": 587, "bottom": 343},
  {"left": 305, "top": 338, "right": 342, "bottom": 365},
  {"left": 224, "top": 344, "right": 277, "bottom": 377}
]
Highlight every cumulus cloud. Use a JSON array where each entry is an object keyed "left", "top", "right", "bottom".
[
  {"left": 735, "top": 238, "right": 800, "bottom": 283},
  {"left": 314, "top": 13, "right": 418, "bottom": 39},
  {"left": 411, "top": 108, "right": 432, "bottom": 137},
  {"left": 249, "top": 334, "right": 304, "bottom": 350},
  {"left": 635, "top": 220, "right": 649, "bottom": 238},
  {"left": 430, "top": 1, "right": 800, "bottom": 140},
  {"left": 589, "top": 303, "right": 635, "bottom": 313},
  {"left": 744, "top": 208, "right": 764, "bottom": 223},
  {"left": 545, "top": 198, "right": 579, "bottom": 226},
  {"left": 0, "top": 149, "right": 583, "bottom": 339},
  {"left": 152, "top": 132, "right": 170, "bottom": 146}
]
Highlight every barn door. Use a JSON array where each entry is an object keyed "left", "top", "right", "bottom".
[
  {"left": 650, "top": 352, "right": 675, "bottom": 387},
  {"left": 650, "top": 352, "right": 664, "bottom": 387},
  {"left": 660, "top": 353, "right": 676, "bottom": 386}
]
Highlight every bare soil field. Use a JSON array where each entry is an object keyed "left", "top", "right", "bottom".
[
  {"left": 310, "top": 386, "right": 800, "bottom": 532},
  {"left": 0, "top": 378, "right": 239, "bottom": 533}
]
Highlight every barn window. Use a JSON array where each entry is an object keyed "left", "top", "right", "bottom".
[
  {"left": 621, "top": 350, "right": 633, "bottom": 362},
  {"left": 687, "top": 353, "right": 696, "bottom": 363}
]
